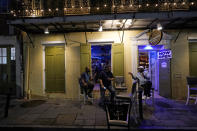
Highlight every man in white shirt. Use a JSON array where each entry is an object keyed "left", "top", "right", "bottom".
[{"left": 129, "top": 66, "right": 152, "bottom": 98}]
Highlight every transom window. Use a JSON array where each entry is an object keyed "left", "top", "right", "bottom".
[
  {"left": 11, "top": 47, "right": 15, "bottom": 60},
  {"left": 0, "top": 48, "right": 7, "bottom": 64}
]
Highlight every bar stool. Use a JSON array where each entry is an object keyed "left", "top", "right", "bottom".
[{"left": 185, "top": 76, "right": 197, "bottom": 105}]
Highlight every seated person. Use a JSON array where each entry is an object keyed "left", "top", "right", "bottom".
[
  {"left": 80, "top": 67, "right": 94, "bottom": 98},
  {"left": 129, "top": 66, "right": 152, "bottom": 98}
]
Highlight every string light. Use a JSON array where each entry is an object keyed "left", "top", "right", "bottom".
[
  {"left": 155, "top": 4, "right": 158, "bottom": 7},
  {"left": 72, "top": 6, "right": 75, "bottom": 8},
  {"left": 8, "top": 2, "right": 197, "bottom": 17}
]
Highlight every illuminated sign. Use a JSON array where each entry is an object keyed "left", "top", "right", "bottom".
[{"left": 157, "top": 50, "right": 172, "bottom": 59}]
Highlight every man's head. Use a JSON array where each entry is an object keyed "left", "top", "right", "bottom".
[
  {"left": 138, "top": 66, "right": 144, "bottom": 73},
  {"left": 85, "top": 67, "right": 90, "bottom": 73},
  {"left": 104, "top": 65, "right": 111, "bottom": 72}
]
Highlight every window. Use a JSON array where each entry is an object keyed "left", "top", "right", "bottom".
[
  {"left": 11, "top": 47, "right": 15, "bottom": 60},
  {"left": 0, "top": 48, "right": 7, "bottom": 64}
]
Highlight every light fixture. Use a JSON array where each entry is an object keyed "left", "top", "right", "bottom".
[
  {"left": 98, "top": 25, "right": 103, "bottom": 32},
  {"left": 157, "top": 23, "right": 163, "bottom": 30},
  {"left": 144, "top": 45, "right": 153, "bottom": 50},
  {"left": 44, "top": 27, "right": 49, "bottom": 34}
]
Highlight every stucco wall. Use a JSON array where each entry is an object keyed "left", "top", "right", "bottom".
[
  {"left": 23, "top": 30, "right": 196, "bottom": 99},
  {"left": 23, "top": 31, "right": 140, "bottom": 99},
  {"left": 169, "top": 30, "right": 197, "bottom": 99}
]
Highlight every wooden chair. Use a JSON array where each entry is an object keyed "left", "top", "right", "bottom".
[
  {"left": 185, "top": 76, "right": 197, "bottom": 105},
  {"left": 105, "top": 82, "right": 138, "bottom": 130}
]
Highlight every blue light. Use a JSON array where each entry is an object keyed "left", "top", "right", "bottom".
[{"left": 144, "top": 45, "right": 153, "bottom": 50}]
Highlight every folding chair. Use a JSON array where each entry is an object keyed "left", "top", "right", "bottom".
[{"left": 185, "top": 76, "right": 197, "bottom": 105}]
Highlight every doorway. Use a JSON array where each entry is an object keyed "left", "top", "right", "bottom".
[
  {"left": 189, "top": 43, "right": 197, "bottom": 76},
  {"left": 91, "top": 45, "right": 111, "bottom": 83},
  {"left": 138, "top": 45, "right": 171, "bottom": 98}
]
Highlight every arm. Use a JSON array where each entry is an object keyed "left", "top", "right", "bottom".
[{"left": 128, "top": 72, "right": 137, "bottom": 80}]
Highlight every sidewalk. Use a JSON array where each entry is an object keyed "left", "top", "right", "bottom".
[{"left": 0, "top": 93, "right": 197, "bottom": 130}]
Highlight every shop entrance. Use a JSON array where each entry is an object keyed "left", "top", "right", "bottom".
[
  {"left": 91, "top": 45, "right": 111, "bottom": 83},
  {"left": 138, "top": 45, "right": 171, "bottom": 98}
]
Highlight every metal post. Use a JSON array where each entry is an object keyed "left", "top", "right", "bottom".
[{"left": 138, "top": 88, "right": 143, "bottom": 120}]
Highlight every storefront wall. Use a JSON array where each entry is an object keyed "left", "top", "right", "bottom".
[{"left": 23, "top": 30, "right": 196, "bottom": 99}]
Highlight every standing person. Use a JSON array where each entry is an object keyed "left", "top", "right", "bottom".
[
  {"left": 129, "top": 66, "right": 151, "bottom": 98},
  {"left": 99, "top": 65, "right": 116, "bottom": 106},
  {"left": 80, "top": 67, "right": 94, "bottom": 98}
]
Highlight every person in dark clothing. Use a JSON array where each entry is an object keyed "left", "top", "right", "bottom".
[
  {"left": 99, "top": 65, "right": 116, "bottom": 106},
  {"left": 80, "top": 67, "right": 94, "bottom": 98}
]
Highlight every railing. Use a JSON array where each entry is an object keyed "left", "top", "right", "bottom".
[{"left": 8, "top": 0, "right": 197, "bottom": 17}]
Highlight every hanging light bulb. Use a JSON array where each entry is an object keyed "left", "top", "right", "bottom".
[
  {"left": 44, "top": 27, "right": 49, "bottom": 34},
  {"left": 157, "top": 23, "right": 163, "bottom": 30}
]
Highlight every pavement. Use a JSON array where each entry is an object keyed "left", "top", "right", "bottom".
[{"left": 0, "top": 92, "right": 197, "bottom": 130}]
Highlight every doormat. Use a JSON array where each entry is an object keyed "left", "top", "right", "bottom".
[{"left": 20, "top": 100, "right": 46, "bottom": 108}]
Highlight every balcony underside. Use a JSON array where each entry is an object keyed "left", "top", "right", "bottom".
[{"left": 8, "top": 11, "right": 197, "bottom": 34}]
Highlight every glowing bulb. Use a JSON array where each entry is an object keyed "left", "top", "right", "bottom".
[
  {"left": 146, "top": 4, "right": 149, "bottom": 7},
  {"left": 121, "top": 5, "right": 123, "bottom": 8},
  {"left": 44, "top": 27, "right": 49, "bottom": 34},
  {"left": 130, "top": 4, "right": 133, "bottom": 7},
  {"left": 139, "top": 5, "right": 142, "bottom": 8},
  {"left": 98, "top": 25, "right": 103, "bottom": 32},
  {"left": 56, "top": 8, "right": 59, "bottom": 11},
  {"left": 182, "top": 2, "right": 185, "bottom": 5},
  {"left": 104, "top": 4, "right": 107, "bottom": 7},
  {"left": 64, "top": 8, "right": 67, "bottom": 11},
  {"left": 173, "top": 3, "right": 176, "bottom": 6},
  {"left": 157, "top": 23, "right": 163, "bottom": 30},
  {"left": 48, "top": 9, "right": 51, "bottom": 12},
  {"left": 97, "top": 7, "right": 99, "bottom": 10},
  {"left": 164, "top": 2, "right": 167, "bottom": 6},
  {"left": 191, "top": 2, "right": 194, "bottom": 5},
  {"left": 155, "top": 4, "right": 158, "bottom": 7},
  {"left": 144, "top": 45, "right": 153, "bottom": 50}
]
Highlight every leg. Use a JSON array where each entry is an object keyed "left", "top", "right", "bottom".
[{"left": 87, "top": 81, "right": 94, "bottom": 97}]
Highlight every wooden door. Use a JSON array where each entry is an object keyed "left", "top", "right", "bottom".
[
  {"left": 80, "top": 44, "right": 91, "bottom": 74},
  {"left": 112, "top": 43, "right": 124, "bottom": 76},
  {"left": 45, "top": 46, "right": 65, "bottom": 93}
]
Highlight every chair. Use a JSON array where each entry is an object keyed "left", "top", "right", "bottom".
[
  {"left": 105, "top": 82, "right": 138, "bottom": 130},
  {"left": 78, "top": 78, "right": 94, "bottom": 104},
  {"left": 114, "top": 76, "right": 127, "bottom": 95},
  {"left": 185, "top": 76, "right": 197, "bottom": 105}
]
